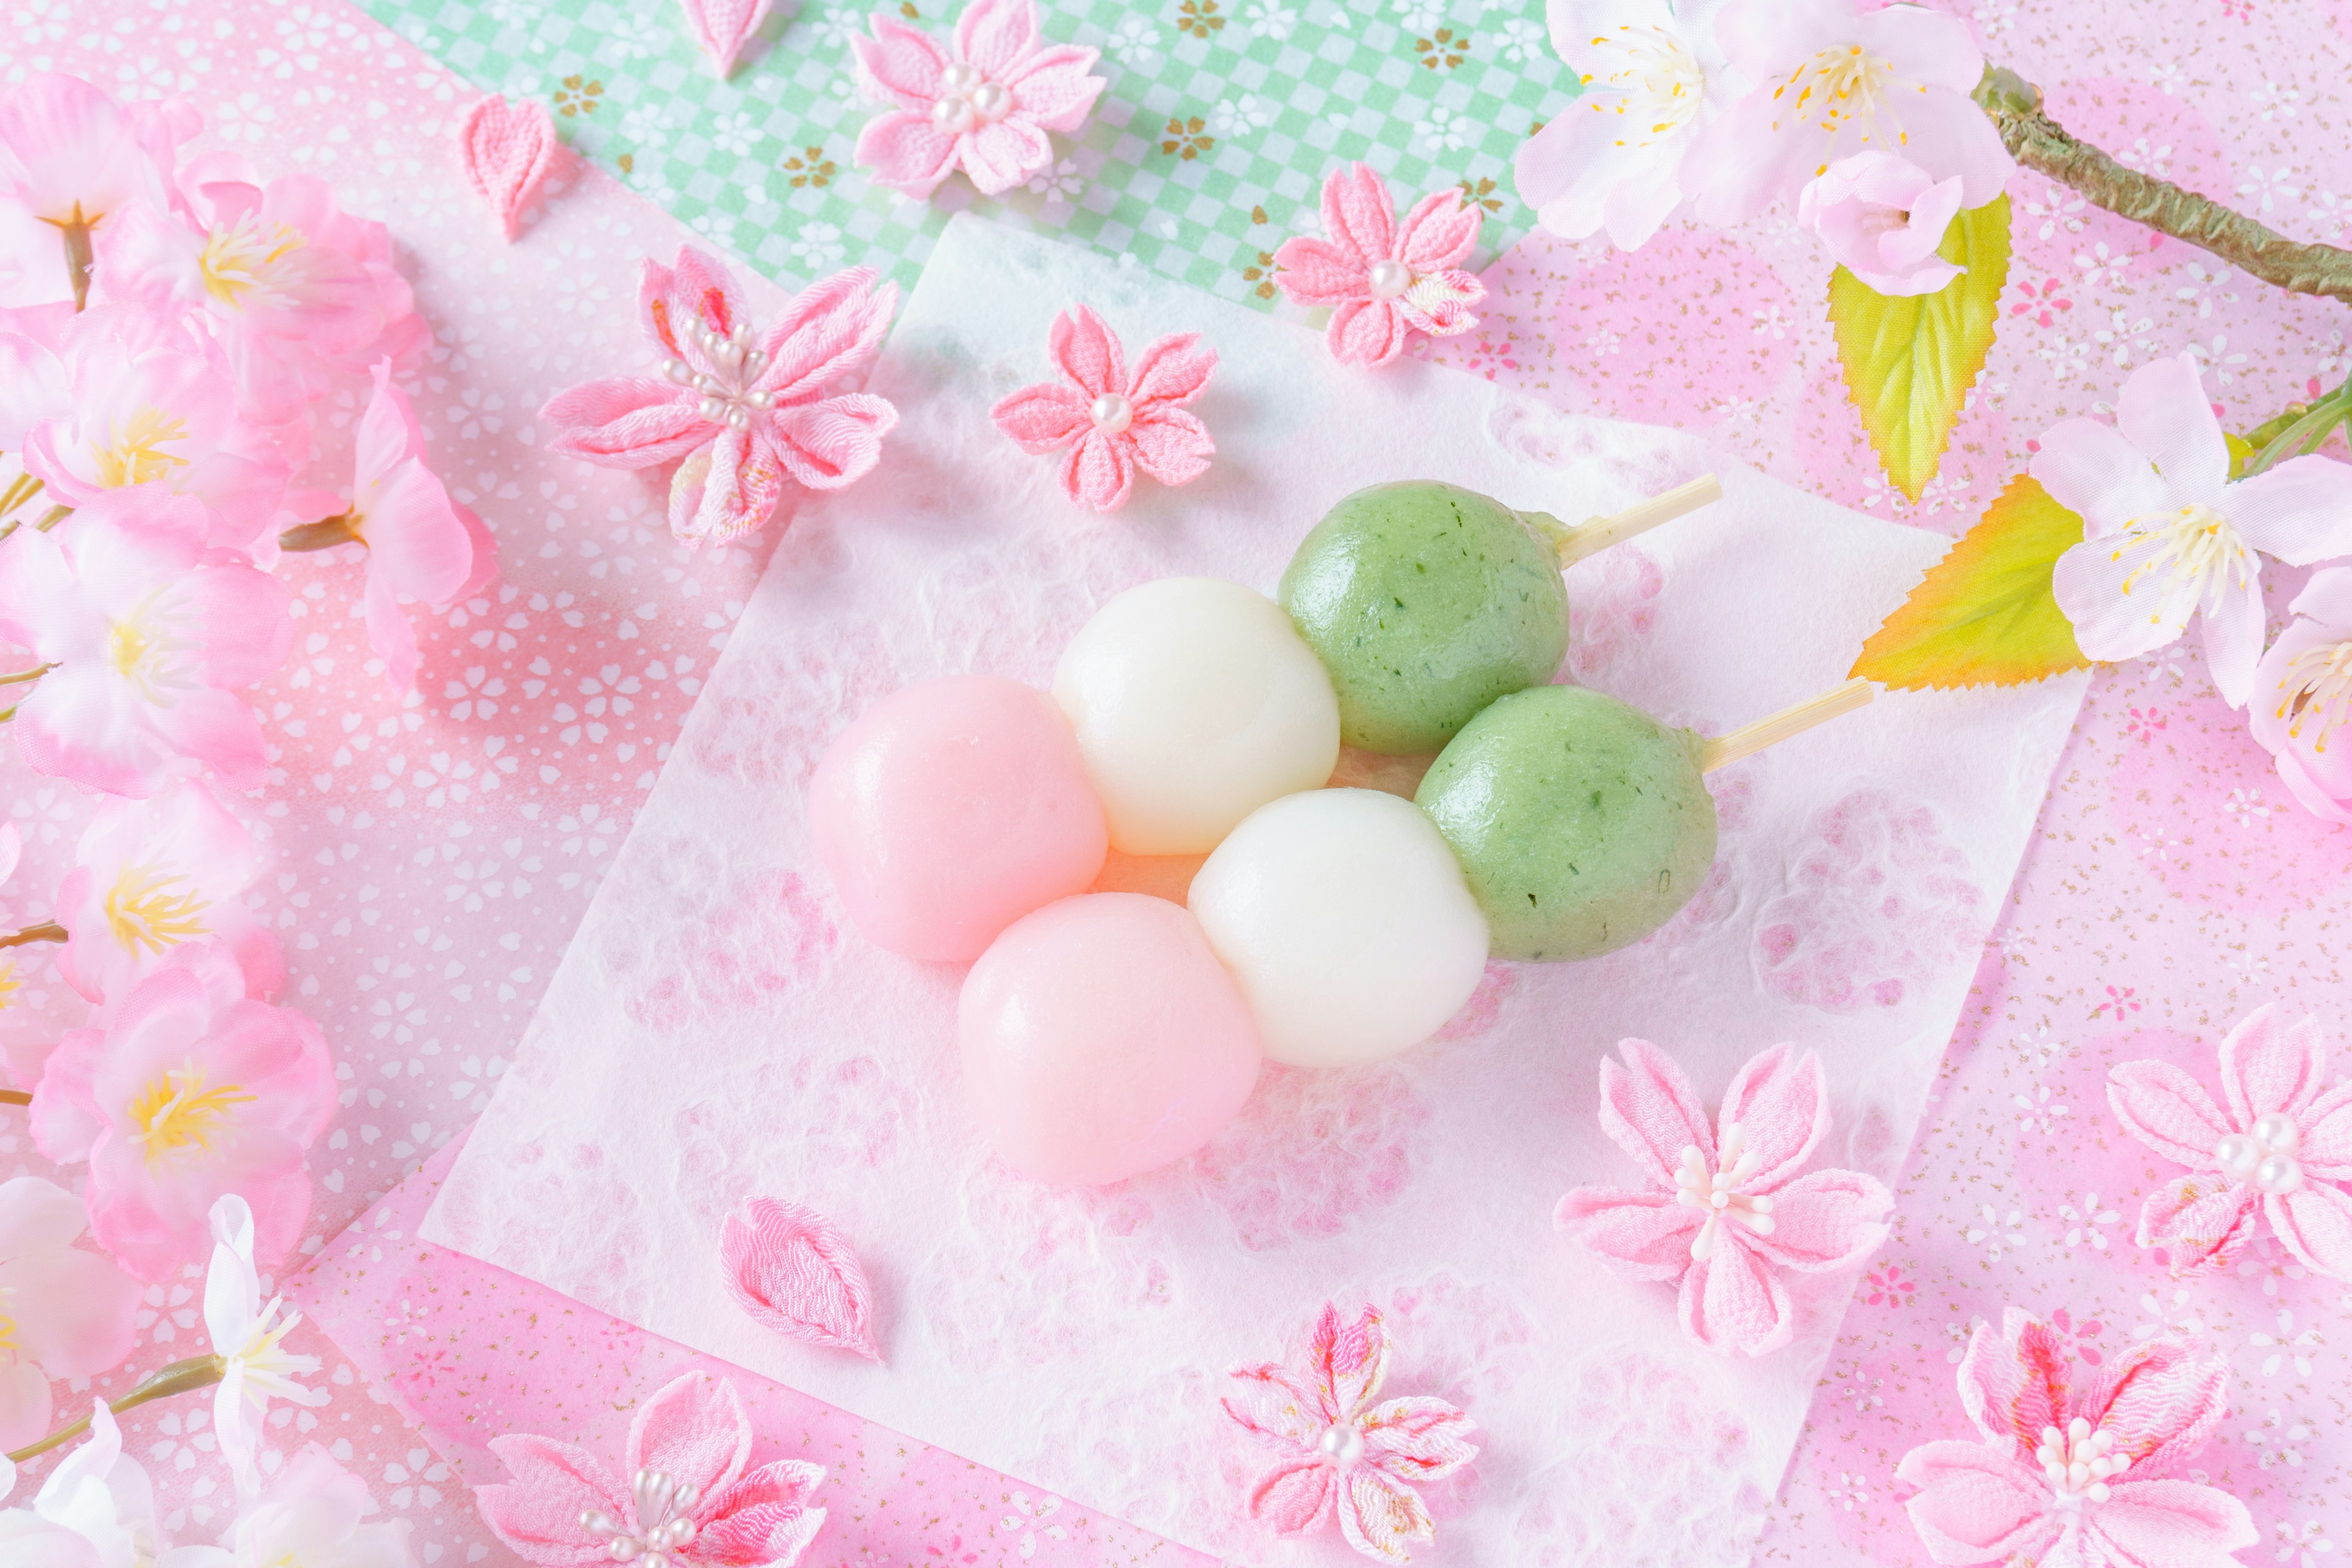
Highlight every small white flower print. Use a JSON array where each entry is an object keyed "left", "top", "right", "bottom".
[
  {"left": 2019, "top": 184, "right": 2087, "bottom": 240},
  {"left": 2236, "top": 164, "right": 2301, "bottom": 216},
  {"left": 1830, "top": 1471, "right": 1872, "bottom": 1511},
  {"left": 2223, "top": 787, "right": 2274, "bottom": 828},
  {"left": 2131, "top": 1287, "right": 2206, "bottom": 1342},
  {"left": 2135, "top": 827, "right": 2185, "bottom": 864},
  {"left": 2174, "top": 263, "right": 2239, "bottom": 318},
  {"left": 2072, "top": 242, "right": 2130, "bottom": 294},
  {"left": 1966, "top": 1204, "right": 2029, "bottom": 1261},
  {"left": 2225, "top": 946, "right": 2273, "bottom": 986},
  {"left": 2274, "top": 1518, "right": 2334, "bottom": 1568},
  {"left": 2015, "top": 1085, "right": 2071, "bottom": 1136},
  {"left": 1415, "top": 103, "right": 1472, "bottom": 154},
  {"left": 1241, "top": 0, "right": 1298, "bottom": 40},
  {"left": 1109, "top": 15, "right": 1164, "bottom": 71},
  {"left": 1207, "top": 94, "right": 1275, "bottom": 138},
  {"left": 2146, "top": 57, "right": 2185, "bottom": 93},
  {"left": 789, "top": 221, "right": 846, "bottom": 273},
  {"left": 2057, "top": 1193, "right": 2120, "bottom": 1251},
  {"left": 1497, "top": 15, "right": 1546, "bottom": 61},
  {"left": 2244, "top": 1407, "right": 2312, "bottom": 1468},
  {"left": 1001, "top": 1493, "right": 1069, "bottom": 1559},
  {"left": 2185, "top": 332, "right": 2248, "bottom": 385},
  {"left": 1395, "top": 0, "right": 1446, "bottom": 31},
  {"left": 2251, "top": 81, "right": 2302, "bottom": 121},
  {"left": 2118, "top": 135, "right": 2175, "bottom": 179},
  {"left": 1946, "top": 1318, "right": 1981, "bottom": 1364},
  {"left": 1027, "top": 158, "right": 1086, "bottom": 202},
  {"left": 711, "top": 111, "right": 760, "bottom": 156},
  {"left": 598, "top": 7, "right": 667, "bottom": 61},
  {"left": 1751, "top": 304, "right": 1792, "bottom": 341},
  {"left": 2248, "top": 1310, "right": 2321, "bottom": 1378}
]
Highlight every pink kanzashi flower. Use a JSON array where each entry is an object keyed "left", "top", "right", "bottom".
[
  {"left": 0, "top": 1176, "right": 141, "bottom": 1452},
  {"left": 0, "top": 488, "right": 291, "bottom": 797},
  {"left": 1897, "top": 1310, "right": 2254, "bottom": 1567},
  {"left": 2041, "top": 353, "right": 2352, "bottom": 707},
  {"left": 719, "top": 1197, "right": 882, "bottom": 1361},
  {"left": 850, "top": 0, "right": 1106, "bottom": 200},
  {"left": 1556, "top": 1038, "right": 1893, "bottom": 1357},
  {"left": 2249, "top": 566, "right": 2352, "bottom": 823},
  {"left": 1796, "top": 151, "right": 1966, "bottom": 296},
  {"left": 1681, "top": 0, "right": 2012, "bottom": 227},
  {"left": 54, "top": 779, "right": 282, "bottom": 1008},
  {"left": 989, "top": 304, "right": 1215, "bottom": 513},
  {"left": 2108, "top": 1004, "right": 2352, "bottom": 1282},
  {"left": 476, "top": 1371, "right": 827, "bottom": 1568},
  {"left": 540, "top": 247, "right": 899, "bottom": 549},
  {"left": 1273, "top": 164, "right": 1484, "bottom": 368},
  {"left": 1221, "top": 1303, "right": 1477, "bottom": 1565},
  {"left": 28, "top": 940, "right": 334, "bottom": 1281}
]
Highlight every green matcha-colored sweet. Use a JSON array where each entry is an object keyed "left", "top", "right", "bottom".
[
  {"left": 1278, "top": 480, "right": 1572, "bottom": 756},
  {"left": 1414, "top": 684, "right": 1716, "bottom": 962}
]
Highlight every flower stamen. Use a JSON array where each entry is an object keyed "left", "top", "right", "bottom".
[
  {"left": 1578, "top": 24, "right": 1706, "bottom": 149},
  {"left": 1673, "top": 1119, "right": 1778, "bottom": 1260},
  {"left": 2277, "top": 639, "right": 2352, "bottom": 753},
  {"left": 2036, "top": 1417, "right": 2127, "bottom": 1506},
  {"left": 127, "top": 1058, "right": 257, "bottom": 1164}
]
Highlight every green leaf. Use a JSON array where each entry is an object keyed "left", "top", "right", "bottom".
[
  {"left": 1828, "top": 196, "right": 2012, "bottom": 502},
  {"left": 1850, "top": 472, "right": 2093, "bottom": 691}
]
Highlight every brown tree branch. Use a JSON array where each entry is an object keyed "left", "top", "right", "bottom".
[{"left": 1977, "top": 66, "right": 2352, "bottom": 306}]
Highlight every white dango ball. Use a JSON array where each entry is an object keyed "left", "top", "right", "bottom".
[
  {"left": 1053, "top": 578, "right": 1342, "bottom": 856},
  {"left": 1189, "top": 788, "right": 1490, "bottom": 1068}
]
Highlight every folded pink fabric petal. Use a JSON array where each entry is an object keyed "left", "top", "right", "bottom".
[
  {"left": 720, "top": 1197, "right": 883, "bottom": 1361},
  {"left": 680, "top": 0, "right": 776, "bottom": 78},
  {"left": 1273, "top": 163, "right": 1485, "bottom": 368},
  {"left": 456, "top": 94, "right": 559, "bottom": 241}
]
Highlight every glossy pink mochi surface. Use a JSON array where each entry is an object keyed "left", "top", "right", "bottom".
[
  {"left": 809, "top": 675, "right": 1110, "bottom": 963},
  {"left": 959, "top": 892, "right": 1264, "bottom": 1185}
]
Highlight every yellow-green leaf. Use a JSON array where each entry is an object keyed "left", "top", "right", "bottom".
[
  {"left": 1828, "top": 196, "right": 2011, "bottom": 501},
  {"left": 1851, "top": 472, "right": 2092, "bottom": 691}
]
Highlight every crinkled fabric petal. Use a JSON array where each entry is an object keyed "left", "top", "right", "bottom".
[
  {"left": 756, "top": 269, "right": 897, "bottom": 407},
  {"left": 851, "top": 17, "right": 948, "bottom": 108},
  {"left": 625, "top": 1373, "right": 752, "bottom": 1504},
  {"left": 2084, "top": 1479, "right": 2258, "bottom": 1567},
  {"left": 718, "top": 1196, "right": 880, "bottom": 1360},
  {"left": 1325, "top": 297, "right": 1408, "bottom": 367},
  {"left": 990, "top": 383, "right": 1089, "bottom": 452},
  {"left": 1677, "top": 1235, "right": 1790, "bottom": 1356},
  {"left": 1310, "top": 1303, "right": 1391, "bottom": 1420},
  {"left": 1958, "top": 1310, "right": 2071, "bottom": 1449},
  {"left": 2198, "top": 561, "right": 2266, "bottom": 709},
  {"left": 1598, "top": 1036, "right": 1716, "bottom": 1189},
  {"left": 954, "top": 0, "right": 1038, "bottom": 79},
  {"left": 1744, "top": 1167, "right": 1891, "bottom": 1272},
  {"left": 1396, "top": 269, "right": 1483, "bottom": 336},
  {"left": 1002, "top": 45, "right": 1105, "bottom": 133},
  {"left": 2031, "top": 417, "right": 2168, "bottom": 538},
  {"left": 2217, "top": 1004, "right": 2327, "bottom": 1126},
  {"left": 1222, "top": 1361, "right": 1329, "bottom": 1447},
  {"left": 2106, "top": 1060, "right": 2233, "bottom": 1170},
  {"left": 766, "top": 392, "right": 897, "bottom": 491},
  {"left": 1335, "top": 1464, "right": 1434, "bottom": 1566},
  {"left": 1058, "top": 428, "right": 1133, "bottom": 511},
  {"left": 2137, "top": 1173, "right": 2260, "bottom": 1275},
  {"left": 2266, "top": 1182, "right": 2352, "bottom": 1284},
  {"left": 2117, "top": 352, "right": 2228, "bottom": 504},
  {"left": 540, "top": 378, "right": 712, "bottom": 469},
  {"left": 1556, "top": 1186, "right": 1702, "bottom": 1281},
  {"left": 698, "top": 1458, "right": 827, "bottom": 1567},
  {"left": 1360, "top": 1394, "right": 1477, "bottom": 1483},
  {"left": 1125, "top": 408, "right": 1213, "bottom": 488},
  {"left": 1126, "top": 332, "right": 1216, "bottom": 410},
  {"left": 853, "top": 110, "right": 960, "bottom": 199},
  {"left": 1049, "top": 304, "right": 1125, "bottom": 399},
  {"left": 1893, "top": 1440, "right": 2062, "bottom": 1566},
  {"left": 1272, "top": 236, "right": 1370, "bottom": 307},
  {"left": 638, "top": 247, "right": 744, "bottom": 372},
  {"left": 2051, "top": 532, "right": 2196, "bottom": 663},
  {"left": 1321, "top": 162, "right": 1395, "bottom": 269},
  {"left": 1717, "top": 1043, "right": 1830, "bottom": 1189},
  {"left": 672, "top": 426, "right": 785, "bottom": 549},
  {"left": 476, "top": 1434, "right": 628, "bottom": 1568},
  {"left": 1395, "top": 189, "right": 1480, "bottom": 272},
  {"left": 959, "top": 116, "right": 1051, "bottom": 197},
  {"left": 2296, "top": 1080, "right": 2352, "bottom": 1177},
  {"left": 1248, "top": 1455, "right": 1335, "bottom": 1537},
  {"left": 2076, "top": 1335, "right": 2227, "bottom": 1481}
]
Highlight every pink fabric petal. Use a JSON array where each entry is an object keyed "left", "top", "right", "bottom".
[
  {"left": 2138, "top": 1172, "right": 2261, "bottom": 1275},
  {"left": 1335, "top": 1464, "right": 1435, "bottom": 1566},
  {"left": 718, "top": 1196, "right": 881, "bottom": 1360},
  {"left": 1050, "top": 304, "right": 1125, "bottom": 399},
  {"left": 1556, "top": 1186, "right": 1703, "bottom": 1280},
  {"left": 1716, "top": 1043, "right": 1831, "bottom": 1189},
  {"left": 2085, "top": 1479, "right": 2259, "bottom": 1567},
  {"left": 1320, "top": 162, "right": 1395, "bottom": 268},
  {"left": 2296, "top": 1080, "right": 2352, "bottom": 1177},
  {"left": 2076, "top": 1336, "right": 2228, "bottom": 1481},
  {"left": 1597, "top": 1036, "right": 1717, "bottom": 1189},
  {"left": 765, "top": 392, "right": 897, "bottom": 492},
  {"left": 1393, "top": 187, "right": 1480, "bottom": 272},
  {"left": 674, "top": 425, "right": 788, "bottom": 548},
  {"left": 1957, "top": 1310, "right": 2071, "bottom": 1450},
  {"left": 1059, "top": 427, "right": 1134, "bottom": 511},
  {"left": 625, "top": 1372, "right": 753, "bottom": 1506},
  {"left": 1677, "top": 1234, "right": 1792, "bottom": 1357},
  {"left": 679, "top": 0, "right": 777, "bottom": 78},
  {"left": 540, "top": 378, "right": 712, "bottom": 469},
  {"left": 1360, "top": 1395, "right": 1477, "bottom": 1483},
  {"left": 990, "top": 382, "right": 1089, "bottom": 452},
  {"left": 1309, "top": 1303, "right": 1390, "bottom": 1420},
  {"left": 2266, "top": 1181, "right": 2352, "bottom": 1283},
  {"left": 477, "top": 1434, "right": 629, "bottom": 1568},
  {"left": 851, "top": 16, "right": 949, "bottom": 109},
  {"left": 455, "top": 94, "right": 558, "bottom": 241},
  {"left": 696, "top": 1457, "right": 827, "bottom": 1567},
  {"left": 1325, "top": 297, "right": 1409, "bottom": 368},
  {"left": 2217, "top": 1004, "right": 2328, "bottom": 1127},
  {"left": 1743, "top": 1167, "right": 1891, "bottom": 1272},
  {"left": 2107, "top": 1061, "right": 2233, "bottom": 1170},
  {"left": 641, "top": 247, "right": 747, "bottom": 369},
  {"left": 1000, "top": 44, "right": 1105, "bottom": 134},
  {"left": 1223, "top": 1360, "right": 1332, "bottom": 1446},
  {"left": 1894, "top": 1440, "right": 2062, "bottom": 1565},
  {"left": 1271, "top": 235, "right": 1371, "bottom": 307},
  {"left": 1125, "top": 408, "right": 1213, "bottom": 488},
  {"left": 954, "top": 0, "right": 1039, "bottom": 80},
  {"left": 1395, "top": 268, "right": 1483, "bottom": 336},
  {"left": 1125, "top": 332, "right": 1216, "bottom": 410},
  {"left": 755, "top": 268, "right": 898, "bottom": 407},
  {"left": 959, "top": 116, "right": 1052, "bottom": 197},
  {"left": 1248, "top": 1455, "right": 1336, "bottom": 1537},
  {"left": 854, "top": 109, "right": 962, "bottom": 199}
]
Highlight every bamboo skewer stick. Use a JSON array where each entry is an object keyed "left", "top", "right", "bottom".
[
  {"left": 1548, "top": 474, "right": 1725, "bottom": 568},
  {"left": 1700, "top": 677, "right": 1877, "bottom": 774}
]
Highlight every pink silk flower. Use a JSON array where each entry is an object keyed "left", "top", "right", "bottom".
[
  {"left": 1273, "top": 162, "right": 1485, "bottom": 368},
  {"left": 990, "top": 304, "right": 1215, "bottom": 513}
]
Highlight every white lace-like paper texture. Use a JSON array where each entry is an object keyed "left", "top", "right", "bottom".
[{"left": 423, "top": 217, "right": 2089, "bottom": 1563}]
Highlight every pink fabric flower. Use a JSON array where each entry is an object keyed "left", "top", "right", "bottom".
[
  {"left": 540, "top": 247, "right": 899, "bottom": 549},
  {"left": 0, "top": 72, "right": 196, "bottom": 309},
  {"left": 1897, "top": 1310, "right": 2255, "bottom": 1567},
  {"left": 989, "top": 304, "right": 1215, "bottom": 513},
  {"left": 1556, "top": 1038, "right": 1893, "bottom": 1357},
  {"left": 719, "top": 1197, "right": 882, "bottom": 1361},
  {"left": 1273, "top": 164, "right": 1485, "bottom": 368},
  {"left": 1221, "top": 1303, "right": 1477, "bottom": 1566},
  {"left": 476, "top": 1371, "right": 827, "bottom": 1568},
  {"left": 0, "top": 1176, "right": 142, "bottom": 1452},
  {"left": 27, "top": 940, "right": 334, "bottom": 1281},
  {"left": 680, "top": 0, "right": 777, "bottom": 79},
  {"left": 2250, "top": 567, "right": 2352, "bottom": 824},
  {"left": 0, "top": 488, "right": 291, "bottom": 797},
  {"left": 1796, "top": 151, "right": 1967, "bottom": 296},
  {"left": 54, "top": 779, "right": 282, "bottom": 1009},
  {"left": 850, "top": 0, "right": 1106, "bottom": 200},
  {"left": 1681, "top": 0, "right": 2013, "bottom": 227},
  {"left": 2040, "top": 353, "right": 2352, "bottom": 707},
  {"left": 2108, "top": 1004, "right": 2352, "bottom": 1282}
]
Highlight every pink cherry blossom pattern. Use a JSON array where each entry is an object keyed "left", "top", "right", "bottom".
[
  {"left": 1221, "top": 1302, "right": 1477, "bottom": 1565},
  {"left": 718, "top": 1196, "right": 882, "bottom": 1361},
  {"left": 680, "top": 0, "right": 778, "bottom": 79},
  {"left": 1897, "top": 1310, "right": 2255, "bottom": 1567},
  {"left": 989, "top": 304, "right": 1216, "bottom": 513},
  {"left": 849, "top": 0, "right": 1106, "bottom": 200},
  {"left": 475, "top": 1370, "right": 828, "bottom": 1568},
  {"left": 1273, "top": 163, "right": 1485, "bottom": 368},
  {"left": 456, "top": 94, "right": 560, "bottom": 241},
  {"left": 28, "top": 939, "right": 334, "bottom": 1281},
  {"left": 540, "top": 246, "right": 900, "bottom": 550},
  {"left": 1556, "top": 1038, "right": 1893, "bottom": 1357},
  {"left": 2108, "top": 1003, "right": 2352, "bottom": 1281}
]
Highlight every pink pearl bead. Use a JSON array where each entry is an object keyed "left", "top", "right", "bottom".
[
  {"left": 960, "top": 893, "right": 1263, "bottom": 1185},
  {"left": 810, "top": 676, "right": 1109, "bottom": 963}
]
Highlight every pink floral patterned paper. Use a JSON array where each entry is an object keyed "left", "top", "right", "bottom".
[{"left": 421, "top": 213, "right": 2087, "bottom": 1564}]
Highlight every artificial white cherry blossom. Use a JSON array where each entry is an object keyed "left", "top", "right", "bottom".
[{"left": 205, "top": 1194, "right": 330, "bottom": 1499}]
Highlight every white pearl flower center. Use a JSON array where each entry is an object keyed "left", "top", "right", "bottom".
[
  {"left": 930, "top": 61, "right": 1012, "bottom": 133},
  {"left": 1674, "top": 1120, "right": 1777, "bottom": 1261},
  {"left": 1578, "top": 22, "right": 1708, "bottom": 148},
  {"left": 2216, "top": 1110, "right": 2303, "bottom": 1195},
  {"left": 1366, "top": 258, "right": 1413, "bottom": 299},
  {"left": 2037, "top": 1419, "right": 2127, "bottom": 1506},
  {"left": 1090, "top": 392, "right": 1135, "bottom": 435},
  {"left": 582, "top": 1469, "right": 701, "bottom": 1567},
  {"left": 662, "top": 315, "right": 773, "bottom": 434},
  {"left": 1314, "top": 1422, "right": 1365, "bottom": 1469}
]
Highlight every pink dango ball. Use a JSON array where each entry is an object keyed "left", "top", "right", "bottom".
[
  {"left": 810, "top": 676, "right": 1109, "bottom": 963},
  {"left": 960, "top": 892, "right": 1263, "bottom": 1185}
]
